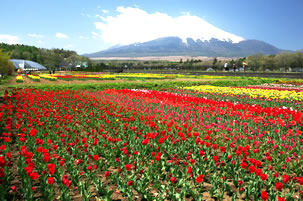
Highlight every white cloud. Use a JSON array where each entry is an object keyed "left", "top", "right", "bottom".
[
  {"left": 0, "top": 34, "right": 20, "bottom": 44},
  {"left": 56, "top": 33, "right": 68, "bottom": 39},
  {"left": 28, "top": 33, "right": 44, "bottom": 38},
  {"left": 94, "top": 6, "right": 244, "bottom": 46}
]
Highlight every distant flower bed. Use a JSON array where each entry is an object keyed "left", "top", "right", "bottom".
[
  {"left": 115, "top": 73, "right": 176, "bottom": 79},
  {"left": 233, "top": 86, "right": 303, "bottom": 92},
  {"left": 16, "top": 75, "right": 24, "bottom": 83},
  {"left": 39, "top": 74, "right": 57, "bottom": 81},
  {"left": 185, "top": 85, "right": 303, "bottom": 101},
  {"left": 27, "top": 74, "right": 40, "bottom": 82},
  {"left": 52, "top": 74, "right": 115, "bottom": 80},
  {"left": 275, "top": 80, "right": 303, "bottom": 86}
]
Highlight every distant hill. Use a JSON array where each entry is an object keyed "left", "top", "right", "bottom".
[{"left": 84, "top": 37, "right": 283, "bottom": 58}]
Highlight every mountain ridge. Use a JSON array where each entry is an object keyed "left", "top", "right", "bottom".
[{"left": 84, "top": 37, "right": 283, "bottom": 58}]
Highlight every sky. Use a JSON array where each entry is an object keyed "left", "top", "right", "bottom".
[{"left": 1, "top": 0, "right": 303, "bottom": 54}]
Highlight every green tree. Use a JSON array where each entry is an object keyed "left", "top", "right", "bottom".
[
  {"left": 260, "top": 55, "right": 275, "bottom": 71},
  {"left": 274, "top": 52, "right": 294, "bottom": 71},
  {"left": 0, "top": 49, "right": 13, "bottom": 78},
  {"left": 293, "top": 52, "right": 303, "bottom": 68},
  {"left": 212, "top": 57, "right": 218, "bottom": 71},
  {"left": 247, "top": 54, "right": 264, "bottom": 71}
]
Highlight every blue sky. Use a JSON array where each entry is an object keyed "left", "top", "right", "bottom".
[{"left": 1, "top": 0, "right": 302, "bottom": 54}]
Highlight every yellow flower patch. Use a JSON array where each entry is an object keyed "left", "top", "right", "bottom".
[{"left": 185, "top": 85, "right": 303, "bottom": 101}]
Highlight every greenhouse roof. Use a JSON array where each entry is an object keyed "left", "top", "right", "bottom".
[{"left": 10, "top": 59, "right": 47, "bottom": 70}]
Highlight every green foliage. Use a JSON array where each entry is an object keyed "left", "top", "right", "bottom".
[
  {"left": 247, "top": 51, "right": 303, "bottom": 71},
  {"left": 210, "top": 77, "right": 278, "bottom": 87},
  {"left": 81, "top": 62, "right": 105, "bottom": 72},
  {"left": 0, "top": 75, "right": 12, "bottom": 86},
  {"left": 0, "top": 49, "right": 13, "bottom": 78}
]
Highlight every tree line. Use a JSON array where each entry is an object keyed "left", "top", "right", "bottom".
[
  {"left": 246, "top": 51, "right": 303, "bottom": 71},
  {"left": 0, "top": 43, "right": 88, "bottom": 70},
  {"left": 96, "top": 51, "right": 303, "bottom": 72}
]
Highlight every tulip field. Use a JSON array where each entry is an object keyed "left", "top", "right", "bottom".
[{"left": 1, "top": 78, "right": 303, "bottom": 200}]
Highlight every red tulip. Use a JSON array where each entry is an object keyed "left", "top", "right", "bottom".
[
  {"left": 125, "top": 164, "right": 131, "bottom": 171},
  {"left": 11, "top": 185, "right": 16, "bottom": 192},
  {"left": 276, "top": 182, "right": 283, "bottom": 191},
  {"left": 47, "top": 177, "right": 55, "bottom": 185},
  {"left": 261, "top": 191, "right": 268, "bottom": 200},
  {"left": 196, "top": 174, "right": 204, "bottom": 184}
]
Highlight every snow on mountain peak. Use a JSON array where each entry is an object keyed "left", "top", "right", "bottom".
[{"left": 173, "top": 15, "right": 244, "bottom": 44}]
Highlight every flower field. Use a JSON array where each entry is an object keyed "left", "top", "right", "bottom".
[{"left": 1, "top": 85, "right": 303, "bottom": 201}]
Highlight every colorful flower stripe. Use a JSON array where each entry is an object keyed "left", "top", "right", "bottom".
[
  {"left": 16, "top": 75, "right": 24, "bottom": 83},
  {"left": 276, "top": 80, "right": 303, "bottom": 86},
  {"left": 185, "top": 85, "right": 303, "bottom": 101},
  {"left": 51, "top": 73, "right": 175, "bottom": 80},
  {"left": 27, "top": 74, "right": 40, "bottom": 82},
  {"left": 233, "top": 86, "right": 303, "bottom": 92},
  {"left": 167, "top": 88, "right": 303, "bottom": 111},
  {"left": 39, "top": 74, "right": 57, "bottom": 81},
  {"left": 52, "top": 74, "right": 115, "bottom": 80},
  {"left": 115, "top": 73, "right": 175, "bottom": 79}
]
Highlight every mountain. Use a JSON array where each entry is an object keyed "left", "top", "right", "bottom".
[{"left": 84, "top": 37, "right": 283, "bottom": 58}]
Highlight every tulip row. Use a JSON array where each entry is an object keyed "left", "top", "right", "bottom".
[
  {"left": 233, "top": 86, "right": 303, "bottom": 93},
  {"left": 115, "top": 73, "right": 175, "bottom": 79},
  {"left": 52, "top": 74, "right": 116, "bottom": 80},
  {"left": 51, "top": 73, "right": 174, "bottom": 80},
  {"left": 39, "top": 74, "right": 57, "bottom": 81},
  {"left": 167, "top": 88, "right": 303, "bottom": 111},
  {"left": 16, "top": 75, "right": 24, "bottom": 83},
  {"left": 27, "top": 74, "right": 40, "bottom": 82},
  {"left": 1, "top": 89, "right": 302, "bottom": 200},
  {"left": 185, "top": 85, "right": 303, "bottom": 101},
  {"left": 276, "top": 80, "right": 303, "bottom": 86}
]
